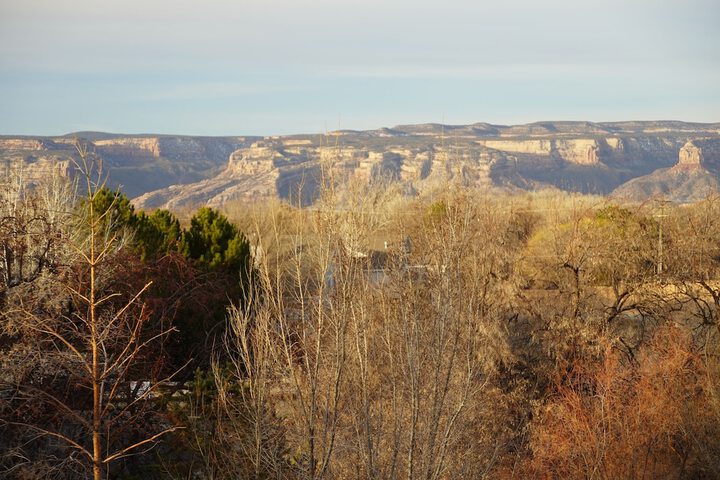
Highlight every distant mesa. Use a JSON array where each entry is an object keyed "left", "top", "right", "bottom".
[
  {"left": 2, "top": 120, "right": 720, "bottom": 209},
  {"left": 0, "top": 134, "right": 255, "bottom": 198},
  {"left": 611, "top": 138, "right": 720, "bottom": 203}
]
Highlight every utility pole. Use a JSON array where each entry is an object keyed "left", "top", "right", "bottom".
[{"left": 655, "top": 198, "right": 669, "bottom": 275}]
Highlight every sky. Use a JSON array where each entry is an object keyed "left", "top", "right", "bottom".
[{"left": 0, "top": 0, "right": 718, "bottom": 136}]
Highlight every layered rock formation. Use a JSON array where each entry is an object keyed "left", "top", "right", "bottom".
[
  {"left": 132, "top": 124, "right": 708, "bottom": 210},
  {"left": 94, "top": 137, "right": 162, "bottom": 158},
  {"left": 675, "top": 139, "right": 720, "bottom": 171},
  {"left": 477, "top": 138, "right": 603, "bottom": 165},
  {"left": 677, "top": 141, "right": 704, "bottom": 169},
  {"left": 611, "top": 138, "right": 720, "bottom": 202},
  {"left": 3, "top": 121, "right": 720, "bottom": 209},
  {"left": 0, "top": 134, "right": 253, "bottom": 197},
  {"left": 0, "top": 139, "right": 47, "bottom": 150}
]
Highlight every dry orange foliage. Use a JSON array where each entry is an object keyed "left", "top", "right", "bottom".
[{"left": 525, "top": 324, "right": 720, "bottom": 479}]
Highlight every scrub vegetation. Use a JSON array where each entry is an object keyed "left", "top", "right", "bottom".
[{"left": 1, "top": 147, "right": 719, "bottom": 479}]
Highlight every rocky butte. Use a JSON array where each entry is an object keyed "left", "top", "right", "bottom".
[
  {"left": 612, "top": 138, "right": 720, "bottom": 203},
  {"left": 1, "top": 121, "right": 719, "bottom": 209}
]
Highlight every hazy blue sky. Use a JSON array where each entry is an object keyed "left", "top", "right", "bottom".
[{"left": 1, "top": 0, "right": 718, "bottom": 135}]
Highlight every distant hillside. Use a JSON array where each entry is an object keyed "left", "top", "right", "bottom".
[
  {"left": 0, "top": 134, "right": 257, "bottom": 197},
  {"left": 2, "top": 121, "right": 719, "bottom": 208},
  {"left": 611, "top": 138, "right": 720, "bottom": 202}
]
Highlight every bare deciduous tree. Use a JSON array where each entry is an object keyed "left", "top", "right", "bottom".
[{"left": 1, "top": 144, "right": 182, "bottom": 479}]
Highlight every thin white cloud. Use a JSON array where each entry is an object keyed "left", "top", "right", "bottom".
[
  {"left": 137, "top": 82, "right": 305, "bottom": 101},
  {"left": 323, "top": 63, "right": 678, "bottom": 81},
  {"left": 1, "top": 0, "right": 717, "bottom": 134}
]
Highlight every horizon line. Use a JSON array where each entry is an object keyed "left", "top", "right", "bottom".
[{"left": 2, "top": 118, "right": 720, "bottom": 139}]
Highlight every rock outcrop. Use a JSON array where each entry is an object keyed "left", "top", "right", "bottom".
[
  {"left": 3, "top": 121, "right": 720, "bottom": 209},
  {"left": 0, "top": 139, "right": 47, "bottom": 150},
  {"left": 675, "top": 139, "right": 720, "bottom": 171},
  {"left": 0, "top": 134, "right": 253, "bottom": 197},
  {"left": 612, "top": 138, "right": 720, "bottom": 202},
  {"left": 128, "top": 124, "right": 720, "bottom": 209},
  {"left": 479, "top": 139, "right": 553, "bottom": 156},
  {"left": 677, "top": 141, "right": 704, "bottom": 169},
  {"left": 478, "top": 138, "right": 603, "bottom": 165},
  {"left": 94, "top": 137, "right": 162, "bottom": 158}
]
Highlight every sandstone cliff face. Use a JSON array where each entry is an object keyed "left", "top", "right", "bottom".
[
  {"left": 93, "top": 136, "right": 247, "bottom": 165},
  {"left": 479, "top": 139, "right": 553, "bottom": 156},
  {"left": 0, "top": 134, "right": 253, "bottom": 198},
  {"left": 555, "top": 139, "right": 600, "bottom": 165},
  {"left": 0, "top": 138, "right": 73, "bottom": 186},
  {"left": 675, "top": 139, "right": 720, "bottom": 171},
  {"left": 3, "top": 121, "right": 720, "bottom": 209},
  {"left": 0, "top": 139, "right": 47, "bottom": 150},
  {"left": 95, "top": 137, "right": 161, "bottom": 157},
  {"left": 477, "top": 135, "right": 683, "bottom": 171},
  {"left": 227, "top": 146, "right": 287, "bottom": 175},
  {"left": 478, "top": 138, "right": 626, "bottom": 166},
  {"left": 479, "top": 138, "right": 601, "bottom": 165},
  {"left": 1, "top": 155, "right": 72, "bottom": 185},
  {"left": 605, "top": 137, "right": 623, "bottom": 150},
  {"left": 612, "top": 138, "right": 720, "bottom": 202},
  {"left": 132, "top": 141, "right": 498, "bottom": 210},
  {"left": 677, "top": 141, "right": 704, "bottom": 169},
  {"left": 133, "top": 128, "right": 704, "bottom": 210}
]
